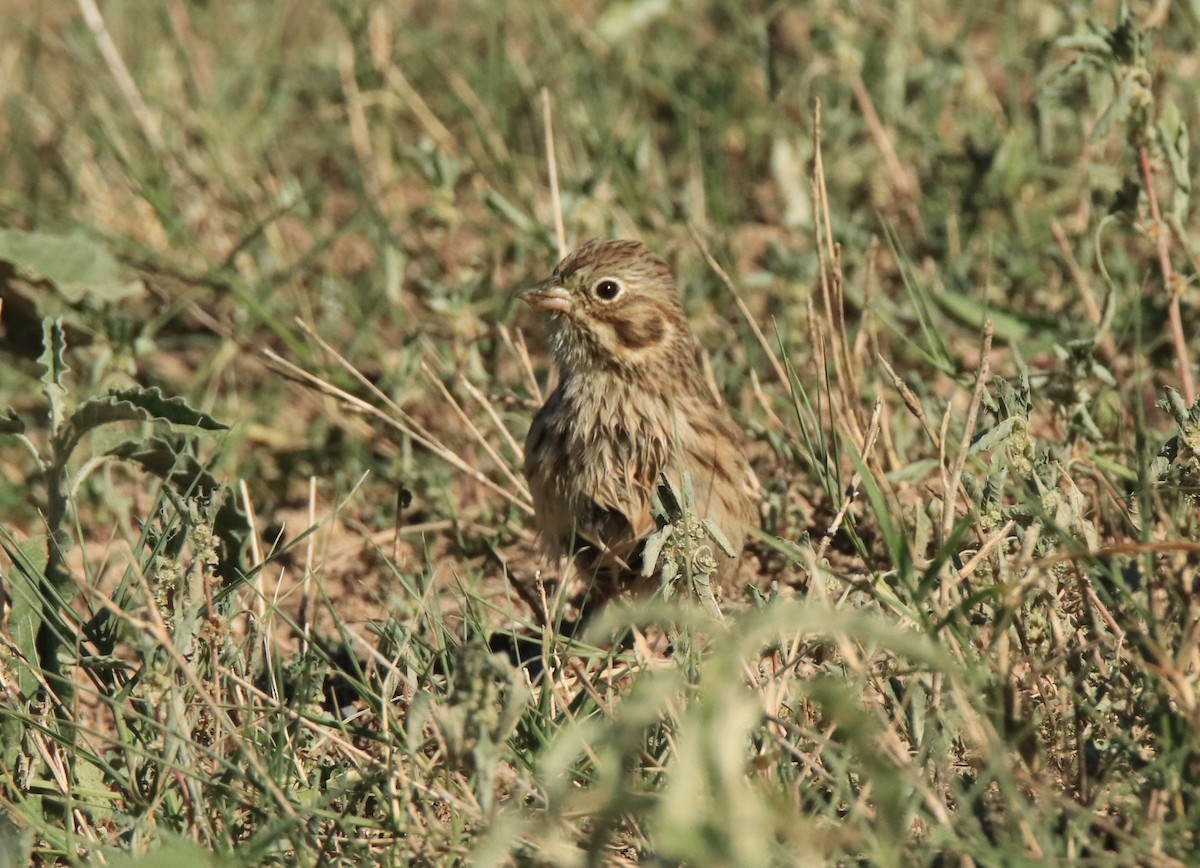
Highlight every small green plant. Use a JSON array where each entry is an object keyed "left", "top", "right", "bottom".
[
  {"left": 640, "top": 473, "right": 738, "bottom": 618},
  {"left": 1048, "top": 1, "right": 1196, "bottom": 404},
  {"left": 0, "top": 319, "right": 237, "bottom": 712}
]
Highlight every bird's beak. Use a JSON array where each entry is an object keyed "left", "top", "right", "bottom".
[{"left": 519, "top": 281, "right": 572, "bottom": 313}]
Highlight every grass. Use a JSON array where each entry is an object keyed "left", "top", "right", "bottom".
[{"left": 2, "top": 0, "right": 1200, "bottom": 864}]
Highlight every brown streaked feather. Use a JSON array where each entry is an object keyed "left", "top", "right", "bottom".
[{"left": 521, "top": 239, "right": 758, "bottom": 588}]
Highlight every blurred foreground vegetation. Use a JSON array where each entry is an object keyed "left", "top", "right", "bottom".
[{"left": 2, "top": 1, "right": 1200, "bottom": 864}]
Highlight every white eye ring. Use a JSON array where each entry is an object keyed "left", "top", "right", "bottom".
[{"left": 593, "top": 278, "right": 622, "bottom": 301}]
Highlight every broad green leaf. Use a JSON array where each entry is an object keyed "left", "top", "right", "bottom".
[
  {"left": 0, "top": 811, "right": 32, "bottom": 868},
  {"left": 0, "top": 228, "right": 142, "bottom": 306},
  {"left": 53, "top": 387, "right": 227, "bottom": 464},
  {"left": 77, "top": 388, "right": 226, "bottom": 433}
]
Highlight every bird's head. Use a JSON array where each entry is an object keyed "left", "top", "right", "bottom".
[{"left": 520, "top": 239, "right": 691, "bottom": 380}]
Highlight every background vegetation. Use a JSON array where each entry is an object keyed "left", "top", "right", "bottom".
[{"left": 2, "top": 0, "right": 1199, "bottom": 864}]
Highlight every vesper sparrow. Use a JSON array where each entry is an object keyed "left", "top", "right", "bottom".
[{"left": 520, "top": 239, "right": 758, "bottom": 590}]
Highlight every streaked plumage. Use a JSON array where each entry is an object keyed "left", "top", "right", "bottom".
[{"left": 520, "top": 239, "right": 758, "bottom": 585}]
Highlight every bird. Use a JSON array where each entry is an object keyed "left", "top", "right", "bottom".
[{"left": 519, "top": 238, "right": 758, "bottom": 595}]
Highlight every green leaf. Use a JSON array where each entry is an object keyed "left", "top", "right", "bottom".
[
  {"left": 0, "top": 811, "right": 33, "bottom": 868},
  {"left": 0, "top": 534, "right": 47, "bottom": 684},
  {"left": 105, "top": 436, "right": 226, "bottom": 495},
  {"left": 53, "top": 387, "right": 227, "bottom": 465},
  {"left": 970, "top": 417, "right": 1019, "bottom": 454},
  {"left": 930, "top": 289, "right": 1031, "bottom": 343},
  {"left": 0, "top": 228, "right": 142, "bottom": 306},
  {"left": 640, "top": 527, "right": 671, "bottom": 577},
  {"left": 38, "top": 318, "right": 69, "bottom": 434},
  {"left": 106, "top": 437, "right": 248, "bottom": 585},
  {"left": 884, "top": 458, "right": 941, "bottom": 485},
  {"left": 103, "top": 834, "right": 234, "bottom": 868},
  {"left": 85, "top": 387, "right": 227, "bottom": 432},
  {"left": 701, "top": 517, "right": 737, "bottom": 558},
  {"left": 484, "top": 190, "right": 533, "bottom": 233}
]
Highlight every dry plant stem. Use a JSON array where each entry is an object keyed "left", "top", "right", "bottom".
[
  {"left": 569, "top": 659, "right": 615, "bottom": 716},
  {"left": 749, "top": 369, "right": 788, "bottom": 431},
  {"left": 542, "top": 88, "right": 567, "bottom": 259},
  {"left": 0, "top": 637, "right": 80, "bottom": 791},
  {"left": 167, "top": 0, "right": 211, "bottom": 92},
  {"left": 875, "top": 397, "right": 902, "bottom": 475},
  {"left": 845, "top": 70, "right": 920, "bottom": 213},
  {"left": 239, "top": 479, "right": 266, "bottom": 626},
  {"left": 299, "top": 476, "right": 317, "bottom": 647},
  {"left": 338, "top": 38, "right": 379, "bottom": 197},
  {"left": 1078, "top": 574, "right": 1125, "bottom": 642},
  {"left": 831, "top": 243, "right": 864, "bottom": 421},
  {"left": 866, "top": 272, "right": 906, "bottom": 466},
  {"left": 787, "top": 549, "right": 825, "bottom": 664},
  {"left": 76, "top": 0, "right": 165, "bottom": 154},
  {"left": 881, "top": 351, "right": 989, "bottom": 546},
  {"left": 765, "top": 724, "right": 836, "bottom": 785},
  {"left": 699, "top": 350, "right": 724, "bottom": 407},
  {"left": 811, "top": 191, "right": 863, "bottom": 446},
  {"left": 1168, "top": 212, "right": 1200, "bottom": 280},
  {"left": 377, "top": 52, "right": 459, "bottom": 157},
  {"left": 446, "top": 65, "right": 511, "bottom": 162},
  {"left": 1051, "top": 220, "right": 1102, "bottom": 327},
  {"left": 102, "top": 560, "right": 302, "bottom": 823},
  {"left": 811, "top": 108, "right": 865, "bottom": 439},
  {"left": 460, "top": 376, "right": 526, "bottom": 460},
  {"left": 1081, "top": 460, "right": 1137, "bottom": 523},
  {"left": 1052, "top": 220, "right": 1117, "bottom": 363},
  {"left": 855, "top": 236, "right": 879, "bottom": 362},
  {"left": 497, "top": 323, "right": 544, "bottom": 404},
  {"left": 1040, "top": 538, "right": 1200, "bottom": 562},
  {"left": 1138, "top": 145, "right": 1195, "bottom": 404},
  {"left": 805, "top": 296, "right": 830, "bottom": 413},
  {"left": 815, "top": 398, "right": 883, "bottom": 563},
  {"left": 262, "top": 340, "right": 533, "bottom": 514},
  {"left": 937, "top": 405, "right": 952, "bottom": 524},
  {"left": 878, "top": 354, "right": 941, "bottom": 451},
  {"left": 688, "top": 224, "right": 790, "bottom": 390},
  {"left": 956, "top": 519, "right": 1015, "bottom": 581},
  {"left": 342, "top": 625, "right": 421, "bottom": 697},
  {"left": 811, "top": 101, "right": 836, "bottom": 264},
  {"left": 939, "top": 318, "right": 993, "bottom": 566},
  {"left": 421, "top": 362, "right": 532, "bottom": 500}
]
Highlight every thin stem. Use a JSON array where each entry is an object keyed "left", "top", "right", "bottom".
[{"left": 1138, "top": 145, "right": 1195, "bottom": 404}]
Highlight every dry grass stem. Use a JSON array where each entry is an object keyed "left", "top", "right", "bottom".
[
  {"left": 542, "top": 88, "right": 567, "bottom": 259},
  {"left": 688, "top": 223, "right": 790, "bottom": 391},
  {"left": 262, "top": 341, "right": 533, "bottom": 514},
  {"left": 815, "top": 397, "right": 883, "bottom": 563},
  {"left": 1137, "top": 144, "right": 1195, "bottom": 404}
]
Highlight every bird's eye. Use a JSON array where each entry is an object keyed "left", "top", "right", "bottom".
[{"left": 593, "top": 279, "right": 622, "bottom": 301}]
